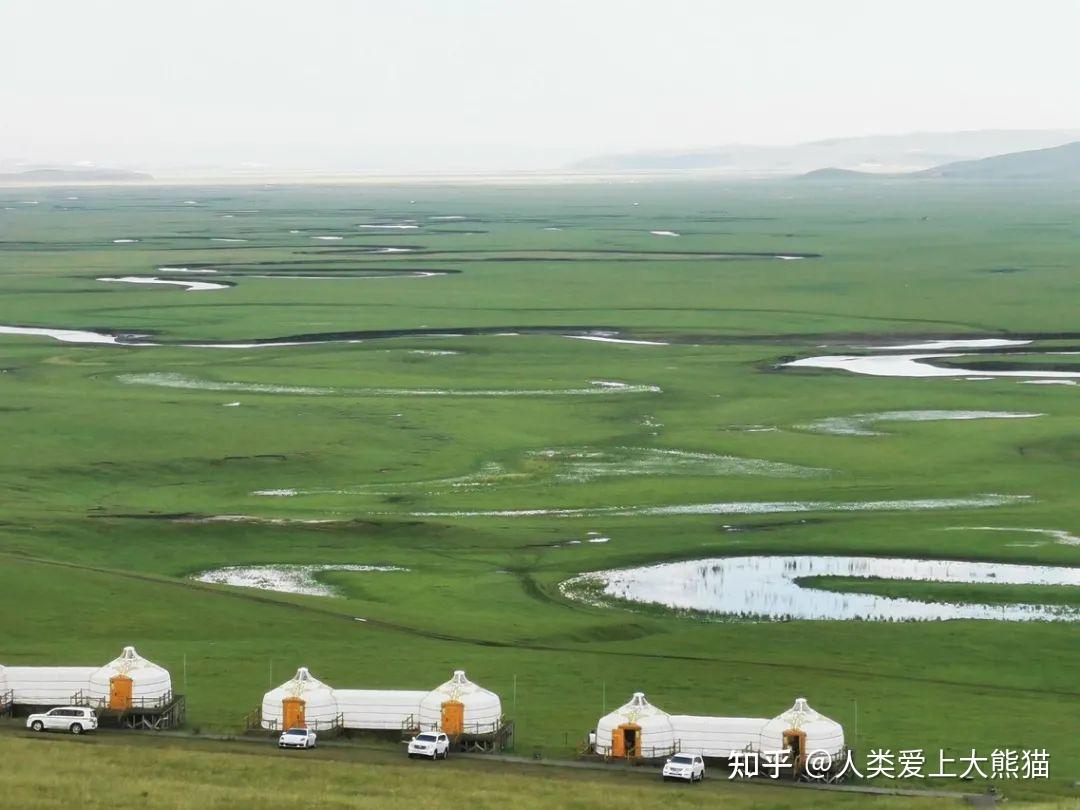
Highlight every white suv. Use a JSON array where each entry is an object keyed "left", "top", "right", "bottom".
[
  {"left": 662, "top": 753, "right": 705, "bottom": 782},
  {"left": 407, "top": 731, "right": 450, "bottom": 759},
  {"left": 27, "top": 707, "right": 98, "bottom": 735}
]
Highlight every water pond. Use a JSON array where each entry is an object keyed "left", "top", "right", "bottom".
[{"left": 562, "top": 555, "right": 1080, "bottom": 621}]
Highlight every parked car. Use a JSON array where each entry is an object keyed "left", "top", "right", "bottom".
[
  {"left": 278, "top": 727, "right": 317, "bottom": 749},
  {"left": 26, "top": 707, "right": 98, "bottom": 735},
  {"left": 407, "top": 731, "right": 450, "bottom": 759},
  {"left": 662, "top": 753, "right": 705, "bottom": 782}
]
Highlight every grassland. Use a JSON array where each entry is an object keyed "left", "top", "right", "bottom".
[
  {"left": 0, "top": 733, "right": 966, "bottom": 810},
  {"left": 0, "top": 179, "right": 1078, "bottom": 806}
]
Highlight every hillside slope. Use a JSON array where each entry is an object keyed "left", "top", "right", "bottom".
[
  {"left": 917, "top": 140, "right": 1080, "bottom": 180},
  {"left": 0, "top": 167, "right": 152, "bottom": 183},
  {"left": 573, "top": 130, "right": 1080, "bottom": 175},
  {"left": 802, "top": 140, "right": 1080, "bottom": 181}
]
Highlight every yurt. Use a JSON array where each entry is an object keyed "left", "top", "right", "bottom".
[
  {"left": 0, "top": 664, "right": 7, "bottom": 696},
  {"left": 669, "top": 714, "right": 768, "bottom": 758},
  {"left": 261, "top": 667, "right": 339, "bottom": 731},
  {"left": 758, "top": 698, "right": 845, "bottom": 764},
  {"left": 0, "top": 666, "right": 98, "bottom": 705},
  {"left": 335, "top": 689, "right": 428, "bottom": 731},
  {"left": 87, "top": 647, "right": 172, "bottom": 710},
  {"left": 595, "top": 692, "right": 676, "bottom": 759},
  {"left": 417, "top": 670, "right": 501, "bottom": 736}
]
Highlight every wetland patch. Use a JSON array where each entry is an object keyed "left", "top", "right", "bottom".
[
  {"left": 798, "top": 410, "right": 1042, "bottom": 437},
  {"left": 785, "top": 351, "right": 1080, "bottom": 380},
  {"left": 97, "top": 276, "right": 232, "bottom": 292},
  {"left": 193, "top": 563, "right": 406, "bottom": 596},
  {"left": 561, "top": 555, "right": 1080, "bottom": 621},
  {"left": 252, "top": 446, "right": 822, "bottom": 498},
  {"left": 408, "top": 493, "right": 1027, "bottom": 518},
  {"left": 118, "top": 372, "right": 662, "bottom": 397}
]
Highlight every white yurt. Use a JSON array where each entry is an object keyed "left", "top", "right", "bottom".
[
  {"left": 0, "top": 664, "right": 7, "bottom": 696},
  {"left": 335, "top": 689, "right": 429, "bottom": 730},
  {"left": 261, "top": 667, "right": 340, "bottom": 731},
  {"left": 1, "top": 666, "right": 98, "bottom": 705},
  {"left": 759, "top": 697, "right": 845, "bottom": 760},
  {"left": 595, "top": 692, "right": 676, "bottom": 758},
  {"left": 87, "top": 646, "right": 172, "bottom": 710},
  {"left": 417, "top": 670, "right": 501, "bottom": 736},
  {"left": 669, "top": 714, "right": 769, "bottom": 758}
]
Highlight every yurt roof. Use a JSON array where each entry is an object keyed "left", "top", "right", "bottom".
[
  {"left": 427, "top": 670, "right": 495, "bottom": 701},
  {"left": 275, "top": 667, "right": 334, "bottom": 698},
  {"left": 97, "top": 646, "right": 166, "bottom": 676},
  {"left": 606, "top": 692, "right": 670, "bottom": 723},
  {"left": 773, "top": 697, "right": 836, "bottom": 729}
]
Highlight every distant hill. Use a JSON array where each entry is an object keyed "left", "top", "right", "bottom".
[
  {"left": 916, "top": 140, "right": 1080, "bottom": 180},
  {"left": 572, "top": 130, "right": 1080, "bottom": 176},
  {"left": 0, "top": 167, "right": 152, "bottom": 183},
  {"left": 799, "top": 167, "right": 883, "bottom": 181},
  {"left": 801, "top": 140, "right": 1080, "bottom": 182}
]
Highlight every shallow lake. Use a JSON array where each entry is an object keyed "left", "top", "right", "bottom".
[{"left": 562, "top": 555, "right": 1080, "bottom": 621}]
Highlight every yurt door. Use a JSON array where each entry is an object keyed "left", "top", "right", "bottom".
[
  {"left": 623, "top": 725, "right": 639, "bottom": 758},
  {"left": 782, "top": 730, "right": 806, "bottom": 771},
  {"left": 612, "top": 723, "right": 639, "bottom": 758},
  {"left": 440, "top": 700, "right": 464, "bottom": 737},
  {"left": 109, "top": 675, "right": 133, "bottom": 710},
  {"left": 282, "top": 697, "right": 306, "bottom": 729}
]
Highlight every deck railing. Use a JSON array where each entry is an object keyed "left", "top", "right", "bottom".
[
  {"left": 414, "top": 717, "right": 506, "bottom": 737},
  {"left": 69, "top": 689, "right": 175, "bottom": 712},
  {"left": 594, "top": 740, "right": 680, "bottom": 761},
  {"left": 259, "top": 713, "right": 343, "bottom": 733}
]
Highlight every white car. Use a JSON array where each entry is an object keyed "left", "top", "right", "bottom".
[
  {"left": 278, "top": 727, "right": 317, "bottom": 749},
  {"left": 662, "top": 753, "right": 706, "bottom": 782},
  {"left": 26, "top": 707, "right": 98, "bottom": 735},
  {"left": 407, "top": 731, "right": 450, "bottom": 759}
]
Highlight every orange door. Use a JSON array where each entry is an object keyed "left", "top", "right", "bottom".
[
  {"left": 282, "top": 697, "right": 306, "bottom": 729},
  {"left": 440, "top": 700, "right": 464, "bottom": 736},
  {"left": 612, "top": 724, "right": 639, "bottom": 758},
  {"left": 611, "top": 727, "right": 625, "bottom": 757},
  {"left": 109, "top": 675, "right": 133, "bottom": 710},
  {"left": 783, "top": 730, "right": 807, "bottom": 770}
]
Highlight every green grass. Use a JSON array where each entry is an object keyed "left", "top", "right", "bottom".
[
  {"left": 0, "top": 734, "right": 965, "bottom": 809},
  {"left": 0, "top": 180, "right": 1078, "bottom": 806},
  {"left": 797, "top": 577, "right": 1080, "bottom": 609}
]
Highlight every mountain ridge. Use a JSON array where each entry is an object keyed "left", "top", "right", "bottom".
[{"left": 572, "top": 129, "right": 1080, "bottom": 175}]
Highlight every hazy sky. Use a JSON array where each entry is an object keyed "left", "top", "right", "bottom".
[{"left": 3, "top": 0, "right": 1079, "bottom": 171}]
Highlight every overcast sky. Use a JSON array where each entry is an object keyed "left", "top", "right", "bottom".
[{"left": 3, "top": 0, "right": 1079, "bottom": 171}]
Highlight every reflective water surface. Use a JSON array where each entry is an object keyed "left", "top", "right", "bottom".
[{"left": 563, "top": 556, "right": 1080, "bottom": 621}]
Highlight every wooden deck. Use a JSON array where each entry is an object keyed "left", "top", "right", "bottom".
[{"left": 69, "top": 691, "right": 187, "bottom": 730}]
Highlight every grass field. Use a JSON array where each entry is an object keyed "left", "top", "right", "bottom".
[
  {"left": 0, "top": 733, "right": 966, "bottom": 809},
  {"left": 0, "top": 179, "right": 1078, "bottom": 806}
]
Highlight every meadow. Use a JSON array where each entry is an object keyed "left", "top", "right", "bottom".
[
  {"left": 0, "top": 734, "right": 957, "bottom": 809},
  {"left": 0, "top": 178, "right": 1078, "bottom": 805}
]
